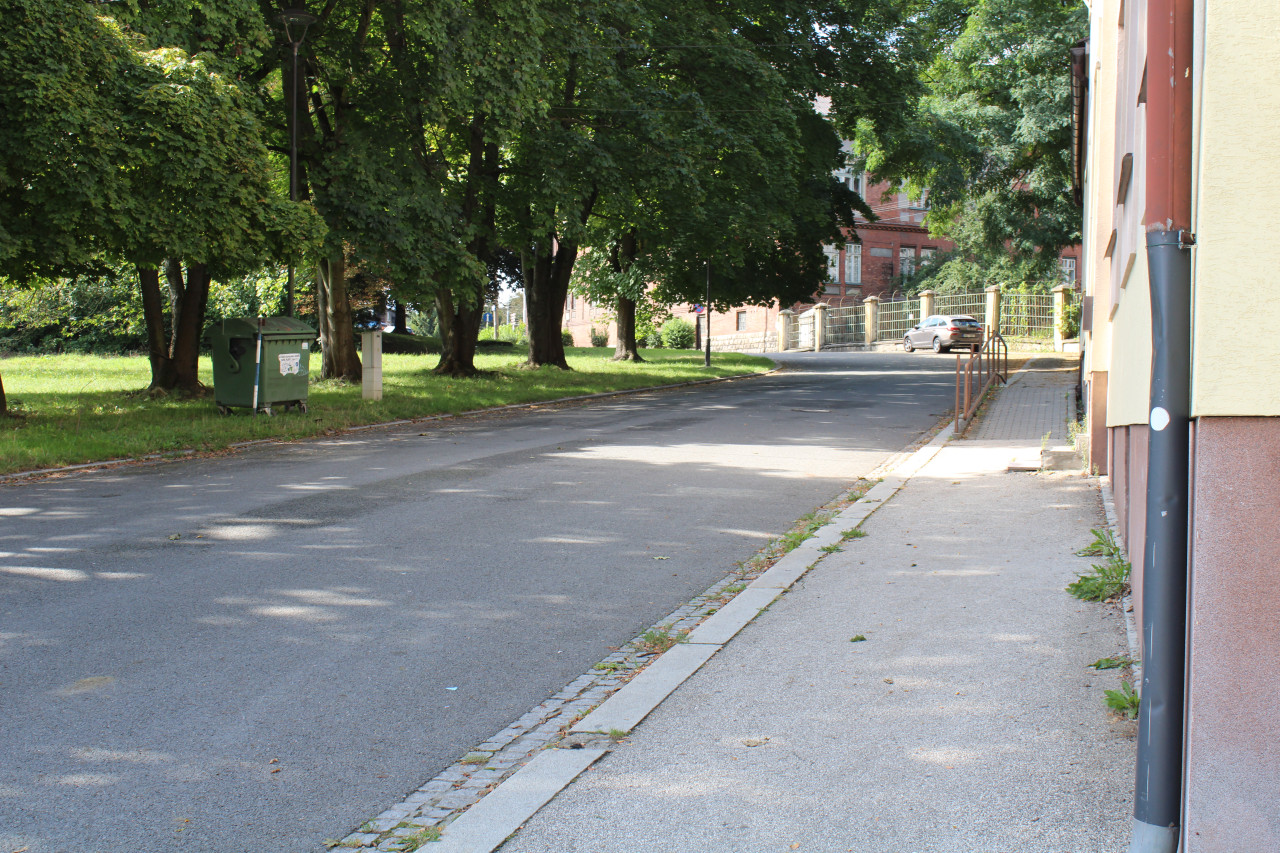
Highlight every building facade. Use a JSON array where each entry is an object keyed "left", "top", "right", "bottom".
[{"left": 1077, "top": 0, "right": 1280, "bottom": 848}]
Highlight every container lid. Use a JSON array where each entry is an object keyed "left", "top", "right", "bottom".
[{"left": 217, "top": 317, "right": 316, "bottom": 337}]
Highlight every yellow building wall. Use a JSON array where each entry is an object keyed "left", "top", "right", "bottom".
[
  {"left": 1107, "top": 250, "right": 1153, "bottom": 427},
  {"left": 1191, "top": 1, "right": 1280, "bottom": 416}
]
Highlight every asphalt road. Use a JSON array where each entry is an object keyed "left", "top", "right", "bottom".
[{"left": 0, "top": 351, "right": 957, "bottom": 853}]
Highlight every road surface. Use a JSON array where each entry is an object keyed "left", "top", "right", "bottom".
[{"left": 0, "top": 351, "right": 956, "bottom": 852}]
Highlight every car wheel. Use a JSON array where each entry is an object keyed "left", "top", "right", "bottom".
[
  {"left": 932, "top": 337, "right": 944, "bottom": 353},
  {"left": 903, "top": 336, "right": 914, "bottom": 353}
]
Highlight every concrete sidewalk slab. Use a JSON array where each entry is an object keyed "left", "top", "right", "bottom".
[
  {"left": 427, "top": 748, "right": 606, "bottom": 853},
  {"left": 497, "top": 440, "right": 1134, "bottom": 853},
  {"left": 572, "top": 643, "right": 723, "bottom": 735}
]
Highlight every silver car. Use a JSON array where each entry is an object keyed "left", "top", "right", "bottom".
[{"left": 903, "top": 314, "right": 984, "bottom": 353}]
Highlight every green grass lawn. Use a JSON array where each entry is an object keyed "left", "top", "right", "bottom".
[{"left": 0, "top": 348, "right": 773, "bottom": 476}]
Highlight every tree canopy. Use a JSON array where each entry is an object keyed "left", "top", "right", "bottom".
[{"left": 850, "top": 0, "right": 1087, "bottom": 289}]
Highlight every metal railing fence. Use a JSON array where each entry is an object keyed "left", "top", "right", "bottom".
[
  {"left": 1001, "top": 292, "right": 1056, "bottom": 339},
  {"left": 825, "top": 305, "right": 864, "bottom": 346},
  {"left": 878, "top": 298, "right": 918, "bottom": 342},
  {"left": 934, "top": 292, "right": 987, "bottom": 319}
]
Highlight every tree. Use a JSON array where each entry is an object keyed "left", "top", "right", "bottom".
[
  {"left": 0, "top": 0, "right": 317, "bottom": 397},
  {"left": 851, "top": 0, "right": 1087, "bottom": 287}
]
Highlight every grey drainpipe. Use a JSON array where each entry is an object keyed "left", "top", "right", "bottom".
[
  {"left": 1129, "top": 0, "right": 1194, "bottom": 849},
  {"left": 1131, "top": 230, "right": 1192, "bottom": 853}
]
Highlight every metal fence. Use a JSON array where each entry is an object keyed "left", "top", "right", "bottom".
[
  {"left": 878, "top": 298, "right": 918, "bottom": 342},
  {"left": 825, "top": 304, "right": 864, "bottom": 347},
  {"left": 1001, "top": 292, "right": 1056, "bottom": 339},
  {"left": 934, "top": 292, "right": 987, "bottom": 319}
]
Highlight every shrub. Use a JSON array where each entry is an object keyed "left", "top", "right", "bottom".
[
  {"left": 660, "top": 317, "right": 695, "bottom": 349},
  {"left": 561, "top": 329, "right": 575, "bottom": 347},
  {"left": 644, "top": 329, "right": 662, "bottom": 349},
  {"left": 589, "top": 327, "right": 609, "bottom": 348}
]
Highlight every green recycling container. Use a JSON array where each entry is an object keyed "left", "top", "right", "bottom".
[{"left": 210, "top": 317, "right": 315, "bottom": 415}]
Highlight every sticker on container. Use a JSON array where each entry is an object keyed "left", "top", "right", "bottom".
[{"left": 278, "top": 353, "right": 301, "bottom": 376}]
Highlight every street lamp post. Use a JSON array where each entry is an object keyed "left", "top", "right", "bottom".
[{"left": 280, "top": 8, "right": 317, "bottom": 318}]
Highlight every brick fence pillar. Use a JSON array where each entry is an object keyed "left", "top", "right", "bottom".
[
  {"left": 1052, "top": 283, "right": 1070, "bottom": 351},
  {"left": 919, "top": 289, "right": 936, "bottom": 320},
  {"left": 777, "top": 309, "right": 794, "bottom": 352},
  {"left": 813, "top": 303, "right": 829, "bottom": 352},
  {"left": 985, "top": 285, "right": 1002, "bottom": 341}
]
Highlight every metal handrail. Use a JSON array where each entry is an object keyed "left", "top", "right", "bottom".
[{"left": 954, "top": 332, "right": 1008, "bottom": 434}]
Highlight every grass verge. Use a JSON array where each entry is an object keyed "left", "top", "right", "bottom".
[{"left": 0, "top": 348, "right": 773, "bottom": 476}]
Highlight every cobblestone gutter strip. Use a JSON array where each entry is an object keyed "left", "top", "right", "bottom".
[{"left": 331, "top": 424, "right": 955, "bottom": 853}]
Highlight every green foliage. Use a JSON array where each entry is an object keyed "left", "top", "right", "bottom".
[
  {"left": 854, "top": 0, "right": 1087, "bottom": 285},
  {"left": 660, "top": 318, "right": 695, "bottom": 350},
  {"left": 1077, "top": 527, "right": 1120, "bottom": 557},
  {"left": 1067, "top": 531, "right": 1132, "bottom": 602},
  {"left": 561, "top": 329, "right": 575, "bottom": 347},
  {"left": 1104, "top": 681, "right": 1140, "bottom": 720},
  {"left": 589, "top": 328, "right": 608, "bottom": 348},
  {"left": 1090, "top": 655, "right": 1137, "bottom": 671},
  {"left": 1060, "top": 298, "right": 1081, "bottom": 339}
]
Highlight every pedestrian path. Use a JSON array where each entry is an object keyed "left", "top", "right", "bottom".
[
  {"left": 410, "top": 354, "right": 1135, "bottom": 853},
  {"left": 968, "top": 354, "right": 1078, "bottom": 443}
]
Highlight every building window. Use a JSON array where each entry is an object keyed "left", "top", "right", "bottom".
[
  {"left": 1060, "top": 257, "right": 1077, "bottom": 283},
  {"left": 845, "top": 244, "right": 861, "bottom": 284},
  {"left": 824, "top": 245, "right": 840, "bottom": 281},
  {"left": 899, "top": 247, "right": 916, "bottom": 277},
  {"left": 736, "top": 311, "right": 747, "bottom": 331}
]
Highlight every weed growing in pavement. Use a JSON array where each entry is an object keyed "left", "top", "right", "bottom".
[
  {"left": 1105, "top": 681, "right": 1141, "bottom": 720},
  {"left": 608, "top": 728, "right": 629, "bottom": 742},
  {"left": 777, "top": 511, "right": 828, "bottom": 553},
  {"left": 850, "top": 634, "right": 867, "bottom": 643},
  {"left": 1076, "top": 527, "right": 1120, "bottom": 557},
  {"left": 637, "top": 626, "right": 688, "bottom": 654},
  {"left": 398, "top": 825, "right": 442, "bottom": 850},
  {"left": 721, "top": 582, "right": 746, "bottom": 596},
  {"left": 841, "top": 527, "right": 867, "bottom": 540},
  {"left": 592, "top": 661, "right": 621, "bottom": 672},
  {"left": 1091, "top": 655, "right": 1138, "bottom": 670},
  {"left": 819, "top": 543, "right": 842, "bottom": 554},
  {"left": 1067, "top": 527, "right": 1131, "bottom": 602}
]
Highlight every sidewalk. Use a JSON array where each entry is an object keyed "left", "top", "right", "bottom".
[{"left": 438, "top": 355, "right": 1136, "bottom": 853}]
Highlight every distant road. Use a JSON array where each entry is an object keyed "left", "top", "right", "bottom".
[{"left": 0, "top": 350, "right": 956, "bottom": 853}]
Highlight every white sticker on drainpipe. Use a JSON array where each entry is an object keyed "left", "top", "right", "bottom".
[{"left": 1150, "top": 406, "right": 1171, "bottom": 431}]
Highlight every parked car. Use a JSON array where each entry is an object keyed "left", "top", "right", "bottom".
[{"left": 903, "top": 314, "right": 984, "bottom": 353}]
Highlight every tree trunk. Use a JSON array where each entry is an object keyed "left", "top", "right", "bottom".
[
  {"left": 611, "top": 232, "right": 644, "bottom": 362},
  {"left": 0, "top": 369, "right": 6, "bottom": 416},
  {"left": 138, "top": 266, "right": 177, "bottom": 390},
  {"left": 394, "top": 300, "right": 408, "bottom": 334},
  {"left": 612, "top": 295, "right": 644, "bottom": 362},
  {"left": 318, "top": 255, "right": 362, "bottom": 381},
  {"left": 524, "top": 238, "right": 584, "bottom": 369},
  {"left": 433, "top": 290, "right": 482, "bottom": 376},
  {"left": 169, "top": 262, "right": 210, "bottom": 393}
]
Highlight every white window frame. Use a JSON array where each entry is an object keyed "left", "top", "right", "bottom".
[
  {"left": 844, "top": 244, "right": 862, "bottom": 284},
  {"left": 899, "top": 247, "right": 916, "bottom": 278},
  {"left": 824, "top": 245, "right": 840, "bottom": 281},
  {"left": 1060, "top": 257, "right": 1077, "bottom": 282}
]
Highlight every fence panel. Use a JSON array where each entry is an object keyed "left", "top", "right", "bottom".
[
  {"left": 934, "top": 292, "right": 987, "bottom": 319},
  {"left": 825, "top": 305, "right": 864, "bottom": 347},
  {"left": 1001, "top": 293, "right": 1055, "bottom": 340},
  {"left": 878, "top": 298, "right": 920, "bottom": 342},
  {"left": 795, "top": 311, "right": 815, "bottom": 350}
]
